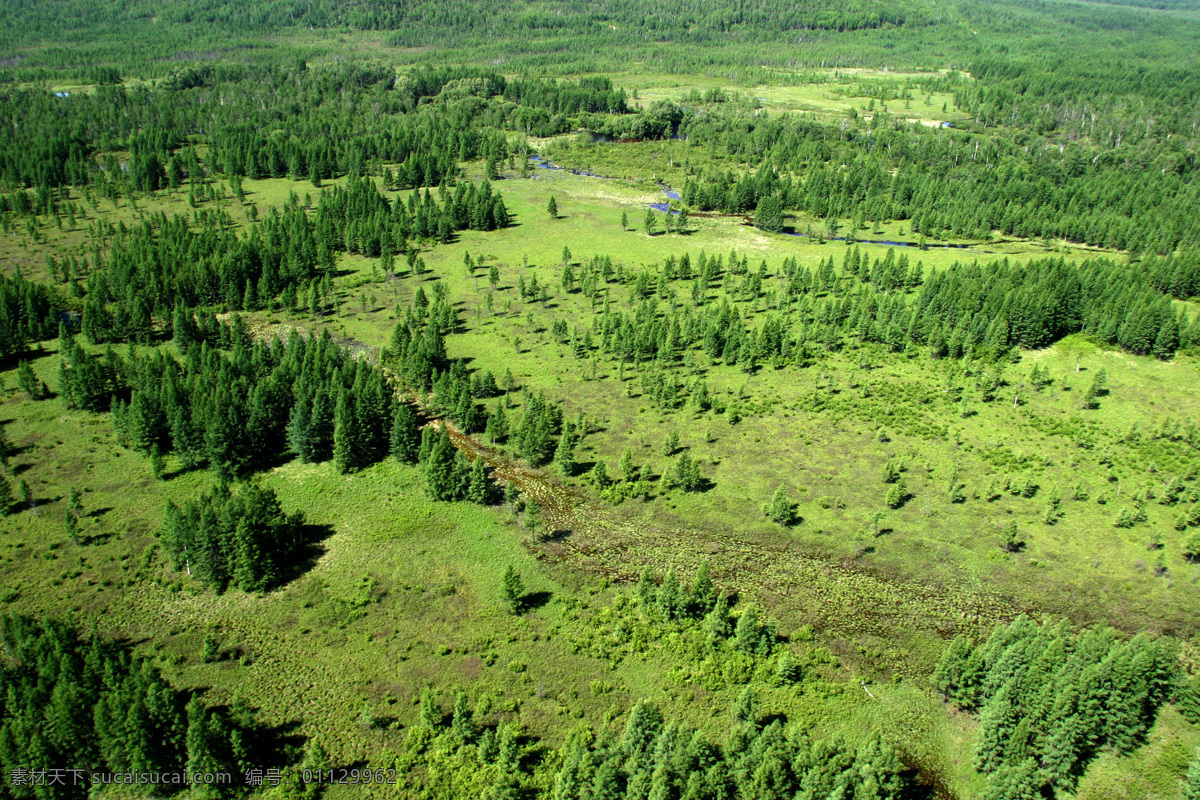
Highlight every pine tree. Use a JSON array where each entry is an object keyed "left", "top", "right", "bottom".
[
  {"left": 621, "top": 211, "right": 629, "bottom": 230},
  {"left": 0, "top": 474, "right": 13, "bottom": 515},
  {"left": 452, "top": 692, "right": 476, "bottom": 743},
  {"left": 332, "top": 390, "right": 356, "bottom": 474},
  {"left": 467, "top": 457, "right": 493, "bottom": 505},
  {"left": 420, "top": 688, "right": 440, "bottom": 728},
  {"left": 501, "top": 565, "right": 524, "bottom": 614},
  {"left": 547, "top": 196, "right": 558, "bottom": 219},
  {"left": 619, "top": 449, "right": 637, "bottom": 483},
  {"left": 17, "top": 360, "right": 39, "bottom": 399},
  {"left": 734, "top": 685, "right": 759, "bottom": 726},
  {"left": 590, "top": 460, "right": 611, "bottom": 488},
  {"left": 704, "top": 594, "right": 732, "bottom": 644},
  {"left": 885, "top": 478, "right": 908, "bottom": 509},
  {"left": 1184, "top": 750, "right": 1200, "bottom": 800},
  {"left": 644, "top": 208, "right": 657, "bottom": 235},
  {"left": 553, "top": 431, "right": 575, "bottom": 477},
  {"left": 662, "top": 431, "right": 680, "bottom": 456},
  {"left": 389, "top": 404, "right": 420, "bottom": 462},
  {"left": 764, "top": 486, "right": 795, "bottom": 526}
]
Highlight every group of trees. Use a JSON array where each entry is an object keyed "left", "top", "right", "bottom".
[
  {"left": 550, "top": 699, "right": 908, "bottom": 799},
  {"left": 0, "top": 274, "right": 58, "bottom": 361},
  {"left": 0, "top": 616, "right": 282, "bottom": 799},
  {"left": 161, "top": 483, "right": 304, "bottom": 592},
  {"left": 934, "top": 615, "right": 1180, "bottom": 797},
  {"left": 535, "top": 248, "right": 1198, "bottom": 385},
  {"left": 99, "top": 326, "right": 393, "bottom": 479}
]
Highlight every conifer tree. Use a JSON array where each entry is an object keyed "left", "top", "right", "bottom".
[
  {"left": 704, "top": 594, "right": 732, "bottom": 644},
  {"left": 619, "top": 449, "right": 637, "bottom": 483},
  {"left": 452, "top": 692, "right": 476, "bottom": 743},
  {"left": 553, "top": 431, "right": 575, "bottom": 477},
  {"left": 467, "top": 457, "right": 494, "bottom": 505},
  {"left": 764, "top": 486, "right": 795, "bottom": 526},
  {"left": 690, "top": 563, "right": 716, "bottom": 612},
  {"left": 420, "top": 688, "right": 441, "bottom": 728},
  {"left": 389, "top": 404, "right": 420, "bottom": 462},
  {"left": 590, "top": 460, "right": 611, "bottom": 488},
  {"left": 0, "top": 474, "right": 13, "bottom": 515},
  {"left": 734, "top": 685, "right": 759, "bottom": 726},
  {"left": 424, "top": 427, "right": 460, "bottom": 501},
  {"left": 501, "top": 565, "right": 524, "bottom": 614},
  {"left": 332, "top": 390, "right": 356, "bottom": 474},
  {"left": 547, "top": 196, "right": 558, "bottom": 219},
  {"left": 17, "top": 360, "right": 38, "bottom": 399},
  {"left": 1184, "top": 750, "right": 1200, "bottom": 800}
]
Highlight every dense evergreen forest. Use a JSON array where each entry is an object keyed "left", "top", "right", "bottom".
[{"left": 2, "top": 0, "right": 1200, "bottom": 797}]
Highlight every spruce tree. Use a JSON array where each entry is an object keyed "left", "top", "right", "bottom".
[
  {"left": 420, "top": 688, "right": 440, "bottom": 728},
  {"left": 424, "top": 428, "right": 460, "bottom": 501},
  {"left": 501, "top": 565, "right": 524, "bottom": 613},
  {"left": 17, "top": 360, "right": 39, "bottom": 399},
  {"left": 553, "top": 431, "right": 575, "bottom": 477},
  {"left": 389, "top": 404, "right": 420, "bottom": 462},
  {"left": 332, "top": 390, "right": 356, "bottom": 474},
  {"left": 764, "top": 486, "right": 795, "bottom": 525},
  {"left": 734, "top": 685, "right": 759, "bottom": 726},
  {"left": 0, "top": 474, "right": 13, "bottom": 515},
  {"left": 1184, "top": 750, "right": 1200, "bottom": 800},
  {"left": 590, "top": 460, "right": 611, "bottom": 488},
  {"left": 452, "top": 692, "right": 476, "bottom": 743},
  {"left": 704, "top": 594, "right": 732, "bottom": 644},
  {"left": 619, "top": 449, "right": 637, "bottom": 483},
  {"left": 547, "top": 196, "right": 558, "bottom": 219},
  {"left": 467, "top": 457, "right": 493, "bottom": 505}
]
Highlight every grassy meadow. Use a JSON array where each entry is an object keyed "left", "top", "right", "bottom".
[{"left": 2, "top": 145, "right": 1199, "bottom": 797}]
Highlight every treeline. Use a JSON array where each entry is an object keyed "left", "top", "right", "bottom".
[
  {"left": 0, "top": 62, "right": 621, "bottom": 198},
  {"left": 542, "top": 251, "right": 1197, "bottom": 379},
  {"left": 0, "top": 616, "right": 284, "bottom": 799},
  {"left": 75, "top": 176, "right": 508, "bottom": 344},
  {"left": 934, "top": 615, "right": 1179, "bottom": 797},
  {"left": 104, "top": 327, "right": 393, "bottom": 479},
  {"left": 161, "top": 483, "right": 304, "bottom": 592},
  {"left": 401, "top": 566, "right": 911, "bottom": 797},
  {"left": 550, "top": 702, "right": 907, "bottom": 799},
  {"left": 387, "top": 287, "right": 573, "bottom": 470},
  {"left": 0, "top": 273, "right": 58, "bottom": 361},
  {"left": 673, "top": 114, "right": 1200, "bottom": 254}
]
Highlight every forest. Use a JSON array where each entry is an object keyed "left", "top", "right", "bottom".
[{"left": 1, "top": 0, "right": 1200, "bottom": 797}]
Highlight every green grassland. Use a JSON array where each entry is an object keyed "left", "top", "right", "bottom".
[
  {"left": 625, "top": 68, "right": 969, "bottom": 128},
  {"left": 0, "top": 347, "right": 991, "bottom": 797},
  {"left": 2, "top": 149, "right": 1199, "bottom": 796}
]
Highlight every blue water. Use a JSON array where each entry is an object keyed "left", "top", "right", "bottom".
[{"left": 527, "top": 154, "right": 969, "bottom": 247}]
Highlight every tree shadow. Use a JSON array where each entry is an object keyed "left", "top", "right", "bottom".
[
  {"left": 520, "top": 590, "right": 553, "bottom": 612},
  {"left": 274, "top": 524, "right": 337, "bottom": 587}
]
